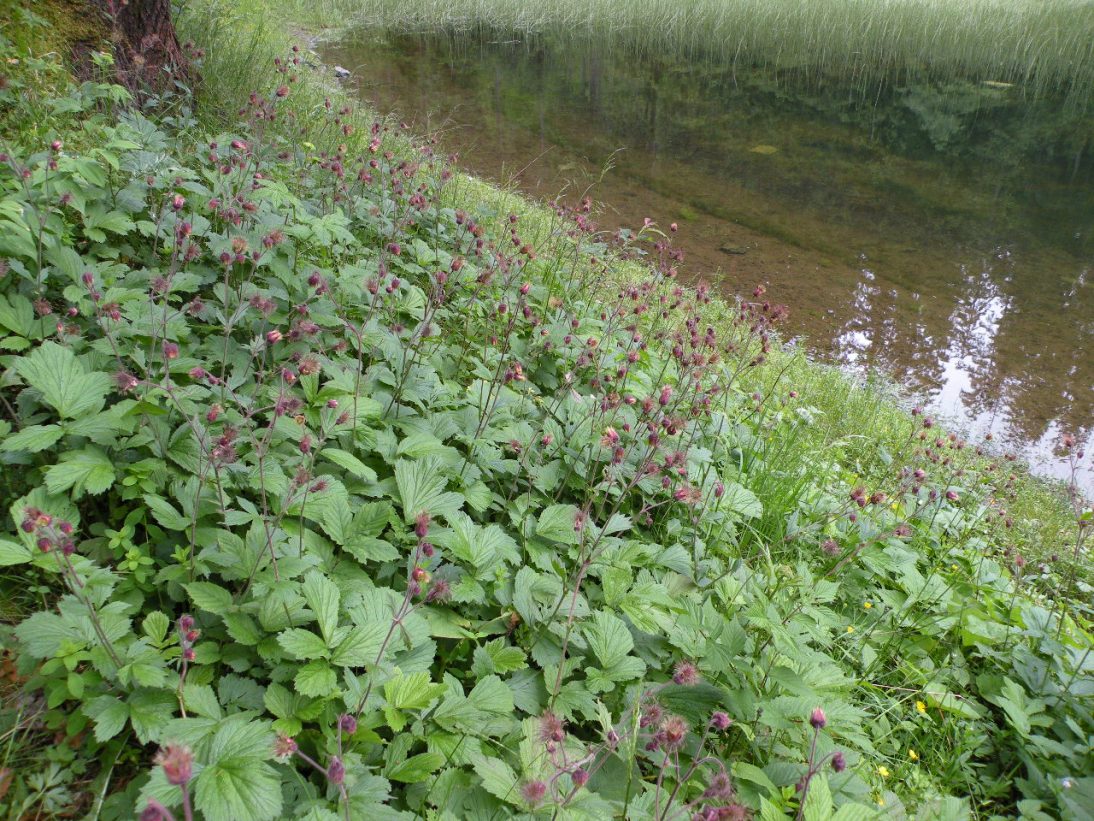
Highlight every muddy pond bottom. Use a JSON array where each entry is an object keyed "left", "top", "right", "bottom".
[{"left": 320, "top": 28, "right": 1094, "bottom": 492}]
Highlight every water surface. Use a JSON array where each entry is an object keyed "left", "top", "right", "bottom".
[{"left": 320, "top": 28, "right": 1093, "bottom": 491}]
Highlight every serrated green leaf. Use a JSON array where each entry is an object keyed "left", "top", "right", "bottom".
[
  {"left": 142, "top": 611, "right": 170, "bottom": 644},
  {"left": 0, "top": 539, "right": 33, "bottom": 566},
  {"left": 194, "top": 722, "right": 281, "bottom": 821},
  {"left": 473, "top": 754, "right": 520, "bottom": 804},
  {"left": 584, "top": 611, "right": 633, "bottom": 670},
  {"left": 1, "top": 423, "right": 63, "bottom": 453},
  {"left": 718, "top": 480, "right": 762, "bottom": 519},
  {"left": 536, "top": 503, "right": 581, "bottom": 543},
  {"left": 802, "top": 772, "right": 833, "bottom": 821},
  {"left": 44, "top": 446, "right": 115, "bottom": 496},
  {"left": 84, "top": 694, "right": 129, "bottom": 742},
  {"left": 301, "top": 570, "right": 339, "bottom": 644},
  {"left": 330, "top": 621, "right": 386, "bottom": 666},
  {"left": 278, "top": 628, "right": 329, "bottom": 660},
  {"left": 320, "top": 447, "right": 378, "bottom": 482},
  {"left": 183, "top": 683, "right": 223, "bottom": 720},
  {"left": 144, "top": 494, "right": 191, "bottom": 530},
  {"left": 387, "top": 751, "right": 445, "bottom": 783},
  {"left": 394, "top": 457, "right": 464, "bottom": 522},
  {"left": 185, "top": 582, "right": 234, "bottom": 616},
  {"left": 13, "top": 342, "right": 112, "bottom": 419},
  {"left": 295, "top": 660, "right": 338, "bottom": 697}
]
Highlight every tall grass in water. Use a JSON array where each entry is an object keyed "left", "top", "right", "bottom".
[{"left": 310, "top": 0, "right": 1094, "bottom": 106}]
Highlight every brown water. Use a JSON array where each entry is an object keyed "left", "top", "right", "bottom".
[{"left": 320, "top": 28, "right": 1094, "bottom": 491}]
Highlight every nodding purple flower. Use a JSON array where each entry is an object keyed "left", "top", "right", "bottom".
[
  {"left": 266, "top": 329, "right": 282, "bottom": 344},
  {"left": 171, "top": 194, "right": 185, "bottom": 211},
  {"left": 178, "top": 614, "right": 195, "bottom": 632},
  {"left": 539, "top": 711, "right": 565, "bottom": 743},
  {"left": 831, "top": 752, "right": 846, "bottom": 772},
  {"left": 520, "top": 780, "right": 547, "bottom": 806},
  {"left": 273, "top": 735, "right": 296, "bottom": 761},
  {"left": 809, "top": 707, "right": 827, "bottom": 729},
  {"left": 327, "top": 756, "right": 345, "bottom": 785},
  {"left": 701, "top": 772, "right": 734, "bottom": 800},
  {"left": 673, "top": 660, "right": 700, "bottom": 686},
  {"left": 155, "top": 744, "right": 194, "bottom": 785},
  {"left": 163, "top": 341, "right": 180, "bottom": 360},
  {"left": 659, "top": 714, "right": 689, "bottom": 749},
  {"left": 425, "top": 579, "right": 450, "bottom": 603},
  {"left": 945, "top": 489, "right": 959, "bottom": 501},
  {"left": 415, "top": 512, "right": 431, "bottom": 539},
  {"left": 338, "top": 713, "right": 357, "bottom": 735},
  {"left": 710, "top": 711, "right": 732, "bottom": 731},
  {"left": 139, "top": 799, "right": 172, "bottom": 821}
]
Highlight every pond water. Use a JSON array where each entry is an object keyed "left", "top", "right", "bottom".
[{"left": 319, "top": 28, "right": 1093, "bottom": 492}]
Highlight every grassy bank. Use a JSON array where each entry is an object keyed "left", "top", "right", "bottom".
[{"left": 0, "top": 1, "right": 1090, "bottom": 819}]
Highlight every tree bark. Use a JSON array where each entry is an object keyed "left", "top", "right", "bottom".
[{"left": 95, "top": 0, "right": 190, "bottom": 97}]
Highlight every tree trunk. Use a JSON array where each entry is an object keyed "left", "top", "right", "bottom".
[{"left": 95, "top": 0, "right": 190, "bottom": 97}]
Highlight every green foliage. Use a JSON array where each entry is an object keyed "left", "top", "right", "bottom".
[{"left": 0, "top": 13, "right": 1091, "bottom": 821}]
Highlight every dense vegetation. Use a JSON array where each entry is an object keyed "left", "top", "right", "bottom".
[{"left": 0, "top": 2, "right": 1091, "bottom": 819}]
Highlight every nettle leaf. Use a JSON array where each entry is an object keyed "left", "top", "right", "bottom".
[
  {"left": 394, "top": 456, "right": 464, "bottom": 522},
  {"left": 44, "top": 446, "right": 116, "bottom": 496},
  {"left": 536, "top": 503, "right": 581, "bottom": 544},
  {"left": 194, "top": 721, "right": 282, "bottom": 821},
  {"left": 277, "top": 628, "right": 329, "bottom": 660},
  {"left": 301, "top": 570, "right": 339, "bottom": 644},
  {"left": 13, "top": 341, "right": 112, "bottom": 419}
]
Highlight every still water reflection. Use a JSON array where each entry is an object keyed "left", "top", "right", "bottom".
[{"left": 320, "top": 28, "right": 1093, "bottom": 491}]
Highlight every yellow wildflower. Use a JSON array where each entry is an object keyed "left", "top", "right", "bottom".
[
  {"left": 908, "top": 749, "right": 919, "bottom": 761},
  {"left": 915, "top": 700, "right": 927, "bottom": 714},
  {"left": 846, "top": 625, "right": 855, "bottom": 633},
  {"left": 877, "top": 765, "right": 890, "bottom": 778},
  {"left": 951, "top": 564, "right": 959, "bottom": 572},
  {"left": 864, "top": 601, "right": 873, "bottom": 610}
]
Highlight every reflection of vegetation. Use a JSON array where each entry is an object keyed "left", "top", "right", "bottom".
[
  {"left": 337, "top": 0, "right": 1094, "bottom": 110},
  {"left": 342, "top": 27, "right": 1093, "bottom": 254}
]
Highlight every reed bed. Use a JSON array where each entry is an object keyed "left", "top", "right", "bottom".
[{"left": 299, "top": 0, "right": 1094, "bottom": 106}]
